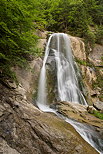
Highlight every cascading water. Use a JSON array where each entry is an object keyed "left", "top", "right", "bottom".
[
  {"left": 36, "top": 33, "right": 103, "bottom": 153},
  {"left": 37, "top": 35, "right": 53, "bottom": 111},
  {"left": 37, "top": 33, "right": 87, "bottom": 110}
]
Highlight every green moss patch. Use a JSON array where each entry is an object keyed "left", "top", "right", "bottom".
[{"left": 93, "top": 110, "right": 103, "bottom": 120}]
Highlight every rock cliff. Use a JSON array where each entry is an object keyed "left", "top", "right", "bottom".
[{"left": 70, "top": 36, "right": 103, "bottom": 105}]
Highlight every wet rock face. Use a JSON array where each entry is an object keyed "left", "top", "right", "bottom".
[
  {"left": 0, "top": 83, "right": 98, "bottom": 154},
  {"left": 46, "top": 51, "right": 58, "bottom": 104}
]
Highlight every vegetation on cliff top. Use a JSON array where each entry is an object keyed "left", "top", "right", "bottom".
[{"left": 0, "top": 0, "right": 103, "bottom": 79}]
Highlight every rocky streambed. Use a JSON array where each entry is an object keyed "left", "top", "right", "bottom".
[
  {"left": 0, "top": 82, "right": 98, "bottom": 154},
  {"left": 50, "top": 101, "right": 103, "bottom": 153}
]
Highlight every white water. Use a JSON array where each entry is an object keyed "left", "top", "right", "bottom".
[
  {"left": 37, "top": 33, "right": 87, "bottom": 110},
  {"left": 65, "top": 118, "right": 103, "bottom": 154},
  {"left": 37, "top": 35, "right": 53, "bottom": 111},
  {"left": 36, "top": 33, "right": 103, "bottom": 153},
  {"left": 54, "top": 112, "right": 102, "bottom": 154}
]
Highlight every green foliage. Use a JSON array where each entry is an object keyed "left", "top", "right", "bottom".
[
  {"left": 101, "top": 56, "right": 103, "bottom": 62},
  {"left": 75, "top": 58, "right": 87, "bottom": 66},
  {"left": 46, "top": 0, "right": 90, "bottom": 37},
  {"left": 84, "top": 29, "right": 96, "bottom": 46},
  {"left": 91, "top": 66, "right": 103, "bottom": 101},
  {"left": 93, "top": 110, "right": 103, "bottom": 120},
  {"left": 0, "top": 63, "right": 17, "bottom": 81},
  {"left": 95, "top": 26, "right": 103, "bottom": 44},
  {"left": 0, "top": 0, "right": 41, "bottom": 80},
  {"left": 0, "top": 0, "right": 103, "bottom": 80},
  {"left": 75, "top": 58, "right": 93, "bottom": 67},
  {"left": 41, "top": 0, "right": 103, "bottom": 40},
  {"left": 100, "top": 56, "right": 103, "bottom": 66}
]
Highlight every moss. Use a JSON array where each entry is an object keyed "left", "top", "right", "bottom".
[
  {"left": 75, "top": 58, "right": 87, "bottom": 66},
  {"left": 93, "top": 110, "right": 103, "bottom": 120},
  {"left": 100, "top": 56, "right": 103, "bottom": 66},
  {"left": 75, "top": 58, "right": 94, "bottom": 68}
]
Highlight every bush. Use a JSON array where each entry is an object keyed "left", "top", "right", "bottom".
[
  {"left": 95, "top": 26, "right": 103, "bottom": 44},
  {"left": 85, "top": 29, "right": 96, "bottom": 46}
]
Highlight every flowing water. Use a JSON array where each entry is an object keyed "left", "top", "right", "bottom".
[
  {"left": 65, "top": 117, "right": 103, "bottom": 154},
  {"left": 37, "top": 33, "right": 87, "bottom": 110},
  {"left": 36, "top": 33, "right": 103, "bottom": 153}
]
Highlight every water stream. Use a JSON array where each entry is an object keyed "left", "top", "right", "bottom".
[{"left": 36, "top": 33, "right": 103, "bottom": 153}]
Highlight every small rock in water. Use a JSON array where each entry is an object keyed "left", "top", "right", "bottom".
[
  {"left": 50, "top": 103, "right": 57, "bottom": 109},
  {"left": 87, "top": 106, "right": 96, "bottom": 114}
]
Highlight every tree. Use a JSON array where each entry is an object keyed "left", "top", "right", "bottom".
[{"left": 0, "top": 0, "right": 39, "bottom": 79}]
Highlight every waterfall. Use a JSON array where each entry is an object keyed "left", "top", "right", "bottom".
[
  {"left": 37, "top": 35, "right": 53, "bottom": 111},
  {"left": 37, "top": 33, "right": 87, "bottom": 110},
  {"left": 36, "top": 33, "right": 103, "bottom": 153}
]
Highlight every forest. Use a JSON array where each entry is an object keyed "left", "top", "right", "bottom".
[{"left": 0, "top": 0, "right": 103, "bottom": 79}]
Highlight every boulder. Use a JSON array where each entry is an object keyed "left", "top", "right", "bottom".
[
  {"left": 56, "top": 101, "right": 103, "bottom": 128},
  {"left": 35, "top": 30, "right": 48, "bottom": 39},
  {"left": 93, "top": 101, "right": 103, "bottom": 111},
  {"left": 89, "top": 44, "right": 103, "bottom": 67},
  {"left": 87, "top": 105, "right": 96, "bottom": 114},
  {"left": 37, "top": 39, "right": 46, "bottom": 49},
  {"left": 85, "top": 66, "right": 97, "bottom": 83}
]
